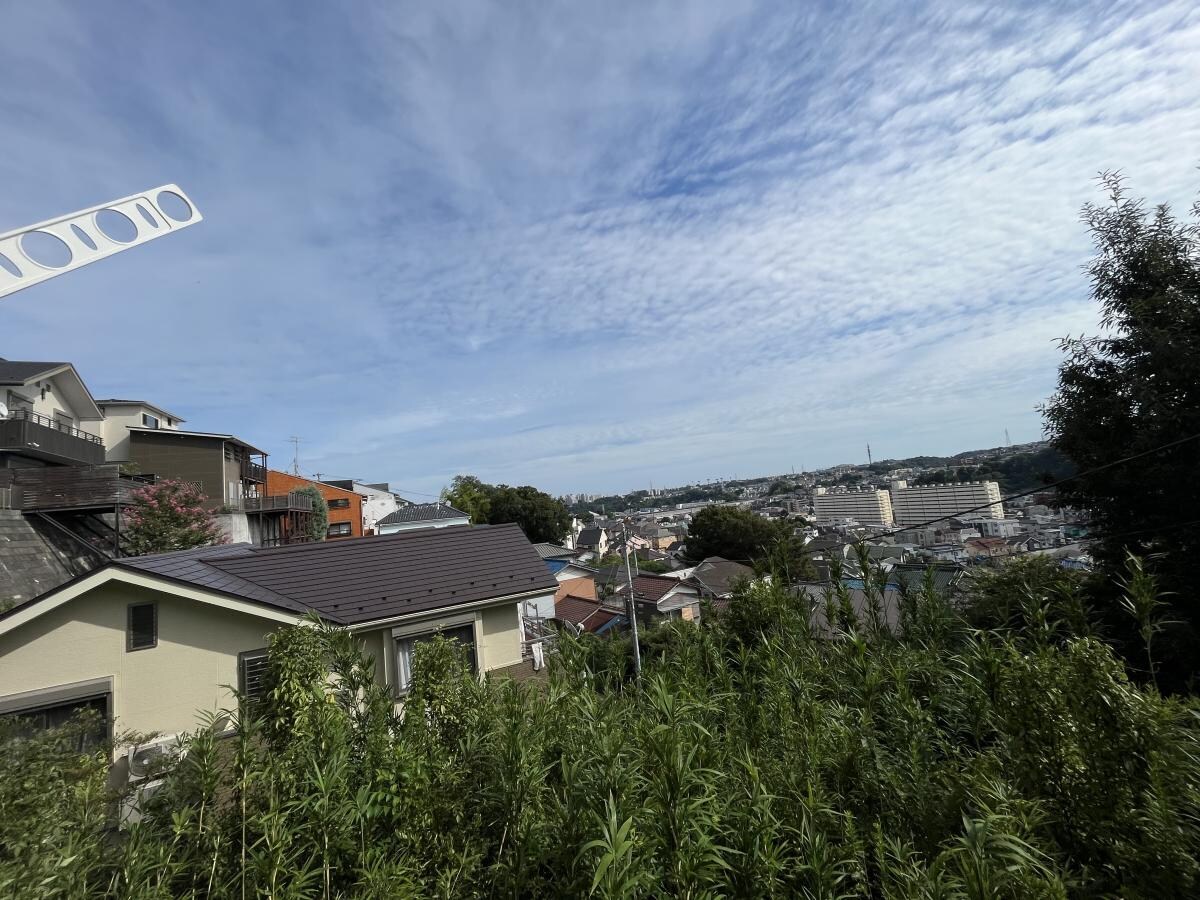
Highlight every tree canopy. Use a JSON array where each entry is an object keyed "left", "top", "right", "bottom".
[
  {"left": 1043, "top": 172, "right": 1200, "bottom": 686},
  {"left": 123, "top": 480, "right": 226, "bottom": 556},
  {"left": 685, "top": 505, "right": 784, "bottom": 563},
  {"left": 443, "top": 475, "right": 570, "bottom": 543},
  {"left": 294, "top": 485, "right": 328, "bottom": 542}
]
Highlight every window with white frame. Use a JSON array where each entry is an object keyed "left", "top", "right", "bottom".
[{"left": 393, "top": 623, "right": 476, "bottom": 695}]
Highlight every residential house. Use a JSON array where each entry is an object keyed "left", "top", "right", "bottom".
[
  {"left": 0, "top": 359, "right": 105, "bottom": 469},
  {"left": 123, "top": 425, "right": 268, "bottom": 512},
  {"left": 322, "top": 480, "right": 409, "bottom": 535},
  {"left": 266, "top": 470, "right": 362, "bottom": 540},
  {"left": 689, "top": 556, "right": 754, "bottom": 601},
  {"left": 533, "top": 542, "right": 584, "bottom": 576},
  {"left": 0, "top": 523, "right": 557, "bottom": 744},
  {"left": 613, "top": 573, "right": 702, "bottom": 621},
  {"left": 94, "top": 399, "right": 185, "bottom": 463},
  {"left": 574, "top": 525, "right": 609, "bottom": 556},
  {"left": 376, "top": 502, "right": 470, "bottom": 534}
]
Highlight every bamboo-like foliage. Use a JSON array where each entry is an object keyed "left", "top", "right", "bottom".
[{"left": 1, "top": 563, "right": 1198, "bottom": 899}]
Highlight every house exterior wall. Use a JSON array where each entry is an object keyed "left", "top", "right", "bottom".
[
  {"left": 97, "top": 404, "right": 181, "bottom": 463},
  {"left": 128, "top": 432, "right": 227, "bottom": 508},
  {"left": 356, "top": 484, "right": 404, "bottom": 535},
  {"left": 0, "top": 581, "right": 284, "bottom": 739},
  {"left": 265, "top": 471, "right": 362, "bottom": 539},
  {"left": 0, "top": 580, "right": 540, "bottom": 743},
  {"left": 4, "top": 373, "right": 96, "bottom": 433}
]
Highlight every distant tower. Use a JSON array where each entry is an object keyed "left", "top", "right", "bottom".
[
  {"left": 289, "top": 436, "right": 302, "bottom": 475},
  {"left": 1005, "top": 428, "right": 1011, "bottom": 447},
  {"left": 867, "top": 443, "right": 873, "bottom": 465}
]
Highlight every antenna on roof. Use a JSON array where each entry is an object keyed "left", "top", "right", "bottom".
[{"left": 288, "top": 436, "right": 301, "bottom": 475}]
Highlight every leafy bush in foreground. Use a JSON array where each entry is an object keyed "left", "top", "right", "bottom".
[{"left": 1, "top": 572, "right": 1198, "bottom": 899}]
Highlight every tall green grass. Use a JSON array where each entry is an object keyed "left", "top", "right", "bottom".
[{"left": 1, "top": 568, "right": 1197, "bottom": 898}]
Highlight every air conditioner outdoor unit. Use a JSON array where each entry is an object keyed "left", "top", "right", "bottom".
[{"left": 120, "top": 734, "right": 184, "bottom": 826}]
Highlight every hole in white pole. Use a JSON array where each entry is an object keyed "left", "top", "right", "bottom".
[
  {"left": 156, "top": 190, "right": 193, "bottom": 222},
  {"left": 0, "top": 252, "right": 21, "bottom": 277},
  {"left": 20, "top": 231, "right": 73, "bottom": 269},
  {"left": 71, "top": 224, "right": 99, "bottom": 251},
  {"left": 95, "top": 209, "right": 138, "bottom": 243},
  {"left": 137, "top": 203, "right": 160, "bottom": 229}
]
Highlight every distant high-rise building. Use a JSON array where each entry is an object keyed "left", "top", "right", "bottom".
[
  {"left": 813, "top": 488, "right": 894, "bottom": 526},
  {"left": 889, "top": 481, "right": 1003, "bottom": 527}
]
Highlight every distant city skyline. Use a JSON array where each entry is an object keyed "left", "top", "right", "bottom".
[{"left": 4, "top": 2, "right": 1199, "bottom": 496}]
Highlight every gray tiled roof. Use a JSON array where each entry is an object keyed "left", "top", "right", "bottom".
[
  {"left": 0, "top": 359, "right": 69, "bottom": 384},
  {"left": 532, "top": 542, "right": 576, "bottom": 560},
  {"left": 690, "top": 557, "right": 754, "bottom": 598},
  {"left": 114, "top": 523, "right": 556, "bottom": 625},
  {"left": 576, "top": 526, "right": 603, "bottom": 546},
  {"left": 377, "top": 502, "right": 469, "bottom": 526}
]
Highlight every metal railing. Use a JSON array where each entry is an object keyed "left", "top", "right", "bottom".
[
  {"left": 5, "top": 408, "right": 103, "bottom": 445},
  {"left": 244, "top": 492, "right": 315, "bottom": 513}
]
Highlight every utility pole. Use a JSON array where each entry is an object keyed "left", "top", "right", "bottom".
[
  {"left": 289, "top": 436, "right": 301, "bottom": 475},
  {"left": 621, "top": 522, "right": 642, "bottom": 679}
]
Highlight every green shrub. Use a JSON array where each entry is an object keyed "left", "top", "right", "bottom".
[{"left": 2, "top": 570, "right": 1197, "bottom": 898}]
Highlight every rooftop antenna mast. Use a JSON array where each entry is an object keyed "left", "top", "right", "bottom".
[{"left": 289, "top": 436, "right": 302, "bottom": 475}]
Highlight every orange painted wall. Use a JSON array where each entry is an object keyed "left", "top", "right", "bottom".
[{"left": 265, "top": 470, "right": 363, "bottom": 539}]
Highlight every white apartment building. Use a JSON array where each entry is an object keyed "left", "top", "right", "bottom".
[
  {"left": 889, "top": 480, "right": 1003, "bottom": 527},
  {"left": 812, "top": 488, "right": 894, "bottom": 526}
]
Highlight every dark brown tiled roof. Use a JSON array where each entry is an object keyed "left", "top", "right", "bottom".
[
  {"left": 554, "top": 596, "right": 623, "bottom": 633},
  {"left": 614, "top": 574, "right": 692, "bottom": 603},
  {"left": 117, "top": 524, "right": 556, "bottom": 625}
]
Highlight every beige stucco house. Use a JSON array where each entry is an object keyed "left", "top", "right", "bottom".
[{"left": 0, "top": 523, "right": 556, "bottom": 745}]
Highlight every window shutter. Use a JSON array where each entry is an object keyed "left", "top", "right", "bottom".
[
  {"left": 239, "top": 651, "right": 270, "bottom": 703},
  {"left": 127, "top": 603, "right": 157, "bottom": 650}
]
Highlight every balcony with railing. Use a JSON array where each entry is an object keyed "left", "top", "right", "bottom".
[
  {"left": 244, "top": 491, "right": 315, "bottom": 514},
  {"left": 0, "top": 464, "right": 154, "bottom": 511},
  {"left": 240, "top": 455, "right": 267, "bottom": 484},
  {"left": 0, "top": 409, "right": 105, "bottom": 466}
]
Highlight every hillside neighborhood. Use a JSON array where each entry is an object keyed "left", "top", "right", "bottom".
[
  {"left": 1, "top": 353, "right": 1091, "bottom": 748},
  {"left": 3, "top": 2, "right": 1200, "bottom": 896}
]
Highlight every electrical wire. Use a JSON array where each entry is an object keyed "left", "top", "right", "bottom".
[{"left": 854, "top": 431, "right": 1200, "bottom": 543}]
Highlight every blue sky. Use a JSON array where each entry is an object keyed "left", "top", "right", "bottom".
[{"left": 3, "top": 1, "right": 1199, "bottom": 497}]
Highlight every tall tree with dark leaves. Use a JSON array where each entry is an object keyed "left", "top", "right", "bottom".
[{"left": 1043, "top": 171, "right": 1200, "bottom": 687}]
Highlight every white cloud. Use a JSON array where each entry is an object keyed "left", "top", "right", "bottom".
[{"left": 2, "top": 0, "right": 1198, "bottom": 494}]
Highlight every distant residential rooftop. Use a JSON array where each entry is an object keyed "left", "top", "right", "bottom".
[{"left": 377, "top": 502, "right": 469, "bottom": 526}]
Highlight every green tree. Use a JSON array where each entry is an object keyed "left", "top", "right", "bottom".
[
  {"left": 486, "top": 484, "right": 570, "bottom": 543},
  {"left": 1043, "top": 172, "right": 1200, "bottom": 686},
  {"left": 123, "top": 479, "right": 226, "bottom": 556},
  {"left": 685, "top": 505, "right": 784, "bottom": 564},
  {"left": 442, "top": 474, "right": 492, "bottom": 524},
  {"left": 294, "top": 485, "right": 328, "bottom": 542},
  {"left": 442, "top": 476, "right": 571, "bottom": 542}
]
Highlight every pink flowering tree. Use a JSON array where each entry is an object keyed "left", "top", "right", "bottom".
[{"left": 123, "top": 480, "right": 227, "bottom": 556}]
